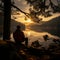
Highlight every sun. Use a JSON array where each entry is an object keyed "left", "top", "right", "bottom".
[{"left": 25, "top": 18, "right": 32, "bottom": 22}]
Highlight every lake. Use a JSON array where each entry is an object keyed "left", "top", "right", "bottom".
[
  {"left": 0, "top": 17, "right": 60, "bottom": 48},
  {"left": 10, "top": 25, "right": 60, "bottom": 48}
]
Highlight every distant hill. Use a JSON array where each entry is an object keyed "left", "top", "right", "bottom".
[
  {"left": 40, "top": 16, "right": 60, "bottom": 37},
  {"left": 0, "top": 11, "right": 60, "bottom": 37},
  {"left": 0, "top": 18, "right": 25, "bottom": 32},
  {"left": 28, "top": 16, "right": 60, "bottom": 31},
  {"left": 0, "top": 12, "right": 25, "bottom": 36},
  {"left": 40, "top": 16, "right": 60, "bottom": 28},
  {"left": 28, "top": 16, "right": 60, "bottom": 37},
  {"left": 10, "top": 19, "right": 25, "bottom": 33}
]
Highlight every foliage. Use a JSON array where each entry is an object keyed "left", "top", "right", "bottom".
[
  {"left": 0, "top": 0, "right": 60, "bottom": 23},
  {"left": 25, "top": 0, "right": 60, "bottom": 18}
]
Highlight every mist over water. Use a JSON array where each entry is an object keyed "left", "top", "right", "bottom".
[
  {"left": 0, "top": 13, "right": 60, "bottom": 48},
  {"left": 10, "top": 25, "right": 60, "bottom": 48},
  {"left": 0, "top": 26, "right": 60, "bottom": 48}
]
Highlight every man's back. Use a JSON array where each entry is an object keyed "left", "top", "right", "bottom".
[
  {"left": 13, "top": 25, "right": 28, "bottom": 47},
  {"left": 13, "top": 29, "right": 25, "bottom": 42}
]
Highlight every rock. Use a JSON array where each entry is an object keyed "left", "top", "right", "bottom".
[{"left": 0, "top": 40, "right": 22, "bottom": 60}]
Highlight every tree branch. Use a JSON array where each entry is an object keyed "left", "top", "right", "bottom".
[{"left": 11, "top": 4, "right": 30, "bottom": 18}]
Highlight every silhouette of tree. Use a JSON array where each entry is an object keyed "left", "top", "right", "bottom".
[
  {"left": 0, "top": 0, "right": 29, "bottom": 18},
  {"left": 0, "top": 0, "right": 60, "bottom": 20},
  {"left": 25, "top": 0, "right": 60, "bottom": 19},
  {"left": 49, "top": 0, "right": 60, "bottom": 13},
  {"left": 0, "top": 0, "right": 47, "bottom": 22},
  {"left": 3, "top": 0, "right": 11, "bottom": 40}
]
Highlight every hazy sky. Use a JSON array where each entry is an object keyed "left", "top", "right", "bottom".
[
  {"left": 14, "top": 0, "right": 59, "bottom": 13},
  {"left": 13, "top": 0, "right": 60, "bottom": 21},
  {"left": 14, "top": 0, "right": 30, "bottom": 13}
]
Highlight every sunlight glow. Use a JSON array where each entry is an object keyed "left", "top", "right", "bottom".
[
  {"left": 27, "top": 31, "right": 31, "bottom": 37},
  {"left": 40, "top": 13, "right": 60, "bottom": 21},
  {"left": 25, "top": 18, "right": 31, "bottom": 22}
]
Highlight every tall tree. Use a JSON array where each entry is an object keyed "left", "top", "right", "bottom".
[{"left": 3, "top": 0, "right": 11, "bottom": 40}]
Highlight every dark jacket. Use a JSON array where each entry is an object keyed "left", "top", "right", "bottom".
[{"left": 13, "top": 29, "right": 25, "bottom": 43}]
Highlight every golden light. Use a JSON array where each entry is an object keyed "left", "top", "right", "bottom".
[
  {"left": 25, "top": 18, "right": 32, "bottom": 22},
  {"left": 27, "top": 31, "right": 31, "bottom": 37},
  {"left": 24, "top": 18, "right": 34, "bottom": 27}
]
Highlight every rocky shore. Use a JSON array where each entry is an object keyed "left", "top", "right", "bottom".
[{"left": 0, "top": 39, "right": 60, "bottom": 60}]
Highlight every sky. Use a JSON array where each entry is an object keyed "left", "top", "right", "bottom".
[
  {"left": 14, "top": 0, "right": 30, "bottom": 13},
  {"left": 14, "top": 0, "right": 59, "bottom": 13},
  {"left": 12, "top": 0, "right": 60, "bottom": 22},
  {"left": 10, "top": 0, "right": 60, "bottom": 47}
]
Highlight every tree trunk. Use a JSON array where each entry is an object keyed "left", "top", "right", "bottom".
[{"left": 3, "top": 0, "right": 11, "bottom": 40}]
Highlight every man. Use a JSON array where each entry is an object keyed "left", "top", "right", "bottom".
[{"left": 13, "top": 25, "right": 28, "bottom": 47}]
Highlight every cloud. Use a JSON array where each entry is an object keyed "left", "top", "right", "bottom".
[
  {"left": 14, "top": 0, "right": 30, "bottom": 13},
  {"left": 14, "top": 0, "right": 59, "bottom": 13}
]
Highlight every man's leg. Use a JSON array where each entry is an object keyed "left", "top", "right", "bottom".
[{"left": 25, "top": 38, "right": 28, "bottom": 47}]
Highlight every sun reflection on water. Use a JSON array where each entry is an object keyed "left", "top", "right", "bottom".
[{"left": 11, "top": 13, "right": 60, "bottom": 47}]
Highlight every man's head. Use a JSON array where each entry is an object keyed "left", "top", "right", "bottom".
[{"left": 17, "top": 25, "right": 21, "bottom": 29}]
